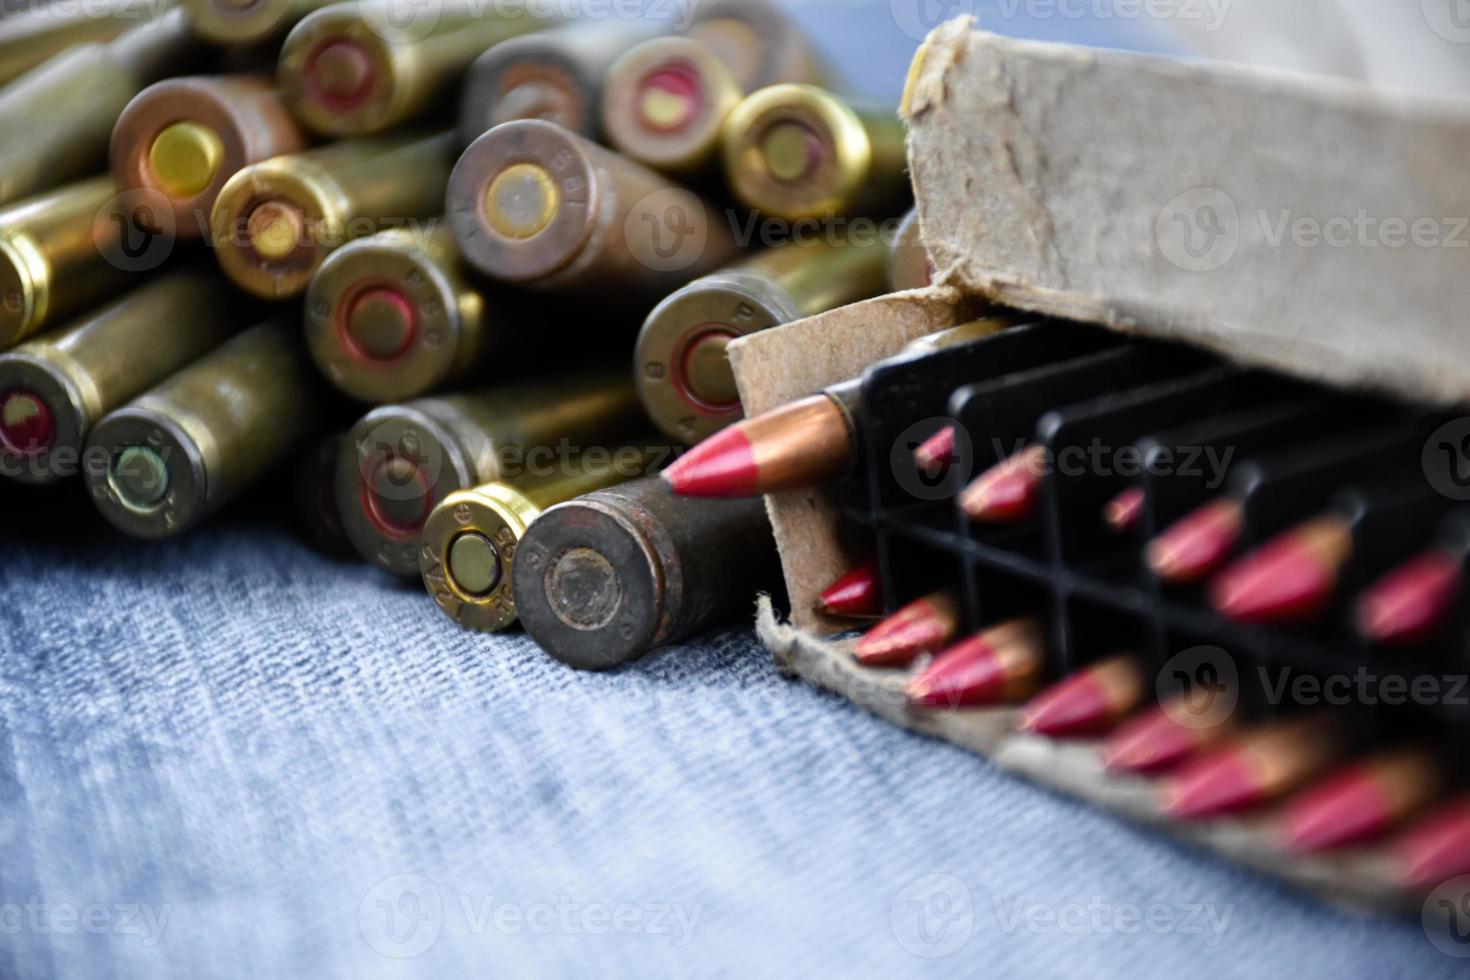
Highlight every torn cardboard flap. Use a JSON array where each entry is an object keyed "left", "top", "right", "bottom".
[{"left": 905, "top": 21, "right": 1470, "bottom": 406}]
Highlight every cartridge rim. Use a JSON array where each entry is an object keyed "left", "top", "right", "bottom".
[
  {"left": 722, "top": 84, "right": 872, "bottom": 221},
  {"left": 211, "top": 159, "right": 344, "bottom": 299},
  {"left": 460, "top": 40, "right": 595, "bottom": 145},
  {"left": 635, "top": 270, "right": 802, "bottom": 444},
  {"left": 448, "top": 120, "right": 598, "bottom": 283},
  {"left": 0, "top": 231, "right": 45, "bottom": 349},
  {"left": 420, "top": 482, "right": 542, "bottom": 631},
  {"left": 278, "top": 11, "right": 401, "bottom": 137},
  {"left": 0, "top": 352, "right": 89, "bottom": 486},
  {"left": 337, "top": 405, "right": 476, "bottom": 575},
  {"left": 183, "top": 0, "right": 295, "bottom": 46},
  {"left": 84, "top": 406, "right": 209, "bottom": 539},
  {"left": 511, "top": 498, "right": 665, "bottom": 670},
  {"left": 602, "top": 37, "right": 742, "bottom": 173},
  {"left": 306, "top": 233, "right": 466, "bottom": 403}
]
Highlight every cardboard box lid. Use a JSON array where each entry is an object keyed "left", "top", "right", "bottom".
[{"left": 903, "top": 20, "right": 1470, "bottom": 406}]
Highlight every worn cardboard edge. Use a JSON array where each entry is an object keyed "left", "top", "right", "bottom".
[
  {"left": 756, "top": 596, "right": 1414, "bottom": 915},
  {"left": 903, "top": 20, "right": 1470, "bottom": 407}
]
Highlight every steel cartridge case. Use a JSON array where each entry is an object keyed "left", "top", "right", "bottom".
[
  {"left": 722, "top": 84, "right": 909, "bottom": 221},
  {"left": 83, "top": 319, "right": 323, "bottom": 538},
  {"left": 601, "top": 0, "right": 823, "bottom": 174},
  {"left": 0, "top": 9, "right": 199, "bottom": 206},
  {"left": 277, "top": 0, "right": 546, "bottom": 138},
  {"left": 636, "top": 237, "right": 890, "bottom": 444},
  {"left": 448, "top": 119, "right": 741, "bottom": 299},
  {"left": 419, "top": 443, "right": 665, "bottom": 632},
  {"left": 336, "top": 372, "right": 644, "bottom": 575},
  {"left": 0, "top": 270, "right": 253, "bottom": 485},
  {"left": 111, "top": 74, "right": 311, "bottom": 240},
  {"left": 210, "top": 131, "right": 455, "bottom": 298},
  {"left": 512, "top": 477, "right": 779, "bottom": 670},
  {"left": 182, "top": 0, "right": 336, "bottom": 46},
  {"left": 457, "top": 18, "right": 661, "bottom": 147},
  {"left": 0, "top": 177, "right": 137, "bottom": 352}
]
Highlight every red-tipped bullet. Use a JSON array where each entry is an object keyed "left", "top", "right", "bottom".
[
  {"left": 959, "top": 445, "right": 1047, "bottom": 522},
  {"left": 1281, "top": 749, "right": 1442, "bottom": 853},
  {"left": 1147, "top": 498, "right": 1243, "bottom": 584},
  {"left": 852, "top": 591, "right": 960, "bottom": 667},
  {"left": 1164, "top": 715, "right": 1344, "bottom": 820},
  {"left": 1397, "top": 794, "right": 1470, "bottom": 888},
  {"left": 1356, "top": 550, "right": 1463, "bottom": 647},
  {"left": 1018, "top": 654, "right": 1145, "bottom": 738},
  {"left": 1211, "top": 516, "right": 1353, "bottom": 624},
  {"left": 663, "top": 393, "right": 854, "bottom": 497},
  {"left": 816, "top": 560, "right": 884, "bottom": 619},
  {"left": 1104, "top": 695, "right": 1238, "bottom": 774},
  {"left": 913, "top": 425, "right": 957, "bottom": 479},
  {"left": 905, "top": 618, "right": 1045, "bottom": 709},
  {"left": 1104, "top": 487, "right": 1146, "bottom": 533}
]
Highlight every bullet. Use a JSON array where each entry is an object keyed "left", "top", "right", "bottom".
[
  {"left": 277, "top": 0, "right": 545, "bottom": 138},
  {"left": 182, "top": 0, "right": 336, "bottom": 46},
  {"left": 336, "top": 373, "right": 644, "bottom": 576},
  {"left": 1356, "top": 549, "right": 1464, "bottom": 647},
  {"left": 0, "top": 0, "right": 164, "bottom": 88},
  {"left": 304, "top": 223, "right": 490, "bottom": 404},
  {"left": 635, "top": 238, "right": 890, "bottom": 443},
  {"left": 663, "top": 317, "right": 1011, "bottom": 497},
  {"left": 1018, "top": 654, "right": 1146, "bottom": 738},
  {"left": 0, "top": 270, "right": 253, "bottom": 485},
  {"left": 905, "top": 618, "right": 1046, "bottom": 709},
  {"left": 1104, "top": 487, "right": 1147, "bottom": 533},
  {"left": 601, "top": 0, "right": 822, "bottom": 174},
  {"left": 210, "top": 131, "right": 455, "bottom": 299},
  {"left": 294, "top": 432, "right": 353, "bottom": 556},
  {"left": 816, "top": 559, "right": 883, "bottom": 619},
  {"left": 0, "top": 9, "right": 198, "bottom": 206},
  {"left": 110, "top": 74, "right": 311, "bottom": 240},
  {"left": 723, "top": 84, "right": 909, "bottom": 222},
  {"left": 913, "top": 424, "right": 956, "bottom": 480},
  {"left": 1281, "top": 749, "right": 1443, "bottom": 853},
  {"left": 852, "top": 590, "right": 961, "bottom": 667},
  {"left": 511, "top": 477, "right": 780, "bottom": 670},
  {"left": 959, "top": 445, "right": 1048, "bottom": 523},
  {"left": 1103, "top": 695, "right": 1238, "bottom": 775},
  {"left": 1211, "top": 515, "right": 1354, "bottom": 624},
  {"left": 887, "top": 207, "right": 933, "bottom": 292},
  {"left": 83, "top": 319, "right": 322, "bottom": 538},
  {"left": 1396, "top": 794, "right": 1470, "bottom": 888},
  {"left": 0, "top": 177, "right": 137, "bottom": 352},
  {"left": 1147, "top": 498, "right": 1244, "bottom": 585},
  {"left": 1164, "top": 715, "right": 1345, "bottom": 820},
  {"left": 420, "top": 444, "right": 663, "bottom": 632},
  {"left": 448, "top": 119, "right": 741, "bottom": 299},
  {"left": 458, "top": 19, "right": 663, "bottom": 147}
]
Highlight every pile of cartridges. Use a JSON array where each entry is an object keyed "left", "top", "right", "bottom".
[
  {"left": 673, "top": 317, "right": 1470, "bottom": 896},
  {"left": 0, "top": 0, "right": 924, "bottom": 666}
]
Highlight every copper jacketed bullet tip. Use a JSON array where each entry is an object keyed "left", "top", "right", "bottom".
[
  {"left": 1211, "top": 516, "right": 1353, "bottom": 625},
  {"left": 1147, "top": 498, "right": 1244, "bottom": 584},
  {"left": 1355, "top": 550, "right": 1463, "bottom": 647},
  {"left": 913, "top": 425, "right": 956, "bottom": 479},
  {"left": 852, "top": 591, "right": 960, "bottom": 667},
  {"left": 1104, "top": 487, "right": 1146, "bottom": 533},
  {"left": 816, "top": 560, "right": 884, "bottom": 619},
  {"left": 1396, "top": 795, "right": 1470, "bottom": 888},
  {"left": 905, "top": 618, "right": 1045, "bottom": 709},
  {"left": 1164, "top": 715, "right": 1344, "bottom": 820},
  {"left": 1018, "top": 654, "right": 1145, "bottom": 738},
  {"left": 1103, "top": 694, "right": 1238, "bottom": 775},
  {"left": 1280, "top": 749, "right": 1442, "bottom": 853},
  {"left": 959, "top": 446, "right": 1047, "bottom": 523}
]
